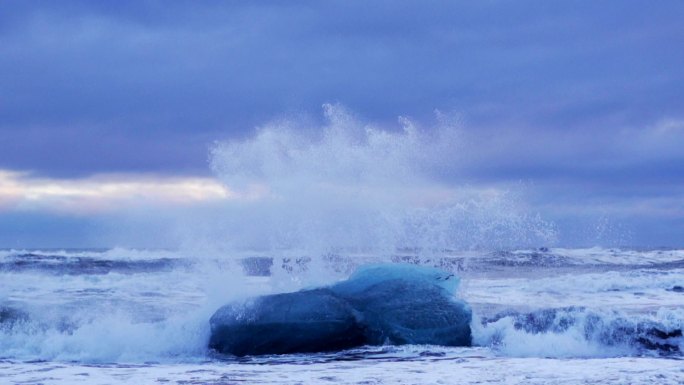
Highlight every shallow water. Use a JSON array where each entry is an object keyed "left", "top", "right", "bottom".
[{"left": 1, "top": 247, "right": 683, "bottom": 384}]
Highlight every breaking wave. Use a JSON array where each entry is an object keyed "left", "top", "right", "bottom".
[{"left": 184, "top": 104, "right": 557, "bottom": 256}]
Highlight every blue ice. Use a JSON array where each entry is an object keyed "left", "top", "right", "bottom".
[{"left": 209, "top": 263, "right": 472, "bottom": 356}]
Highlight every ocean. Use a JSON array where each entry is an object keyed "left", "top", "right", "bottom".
[{"left": 1, "top": 247, "right": 683, "bottom": 384}]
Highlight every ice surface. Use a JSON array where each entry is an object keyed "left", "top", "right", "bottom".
[
  {"left": 330, "top": 263, "right": 460, "bottom": 295},
  {"left": 209, "top": 288, "right": 365, "bottom": 355},
  {"left": 209, "top": 264, "right": 472, "bottom": 355},
  {"left": 330, "top": 265, "right": 471, "bottom": 346}
]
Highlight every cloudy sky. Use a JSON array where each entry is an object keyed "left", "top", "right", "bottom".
[{"left": 1, "top": 1, "right": 683, "bottom": 248}]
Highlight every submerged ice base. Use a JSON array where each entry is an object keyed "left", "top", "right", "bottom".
[{"left": 209, "top": 264, "right": 472, "bottom": 356}]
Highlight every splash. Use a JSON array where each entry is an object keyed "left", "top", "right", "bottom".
[
  {"left": 196, "top": 104, "right": 556, "bottom": 257},
  {"left": 473, "top": 307, "right": 684, "bottom": 358}
]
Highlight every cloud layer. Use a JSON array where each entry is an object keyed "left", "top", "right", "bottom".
[
  {"left": 2, "top": 1, "right": 682, "bottom": 175},
  {"left": 0, "top": 170, "right": 230, "bottom": 214},
  {"left": 0, "top": 1, "right": 683, "bottom": 247}
]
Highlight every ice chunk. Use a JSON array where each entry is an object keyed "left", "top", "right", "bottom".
[
  {"left": 209, "top": 264, "right": 472, "bottom": 356},
  {"left": 209, "top": 288, "right": 365, "bottom": 356}
]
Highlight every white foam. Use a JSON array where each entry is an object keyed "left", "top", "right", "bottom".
[
  {"left": 464, "top": 268, "right": 684, "bottom": 310},
  {"left": 0, "top": 260, "right": 273, "bottom": 363},
  {"left": 545, "top": 247, "right": 684, "bottom": 265}
]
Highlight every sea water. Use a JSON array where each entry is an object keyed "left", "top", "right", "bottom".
[{"left": 1, "top": 247, "right": 683, "bottom": 384}]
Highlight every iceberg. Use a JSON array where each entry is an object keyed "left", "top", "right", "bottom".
[{"left": 209, "top": 264, "right": 472, "bottom": 356}]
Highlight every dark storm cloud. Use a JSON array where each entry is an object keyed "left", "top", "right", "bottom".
[
  {"left": 1, "top": 1, "right": 684, "bottom": 247},
  {"left": 1, "top": 0, "right": 683, "bottom": 177}
]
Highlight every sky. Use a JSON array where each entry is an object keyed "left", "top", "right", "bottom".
[{"left": 1, "top": 0, "right": 683, "bottom": 248}]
